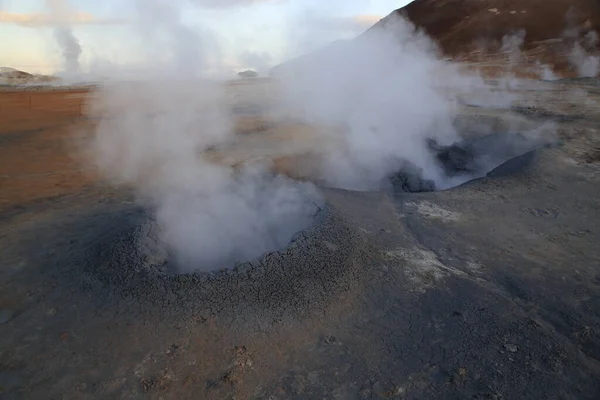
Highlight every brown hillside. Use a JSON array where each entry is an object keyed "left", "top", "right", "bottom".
[
  {"left": 397, "top": 0, "right": 600, "bottom": 53},
  {"left": 385, "top": 0, "right": 600, "bottom": 76}
]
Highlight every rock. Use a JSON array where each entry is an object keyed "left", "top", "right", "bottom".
[
  {"left": 323, "top": 335, "right": 342, "bottom": 345},
  {"left": 504, "top": 343, "right": 518, "bottom": 353},
  {"left": 323, "top": 241, "right": 339, "bottom": 252}
]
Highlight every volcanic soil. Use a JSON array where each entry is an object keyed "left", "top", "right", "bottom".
[{"left": 1, "top": 78, "right": 600, "bottom": 399}]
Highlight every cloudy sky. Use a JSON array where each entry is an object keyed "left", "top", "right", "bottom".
[{"left": 0, "top": 0, "right": 413, "bottom": 75}]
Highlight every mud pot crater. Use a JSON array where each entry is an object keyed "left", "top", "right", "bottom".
[
  {"left": 388, "top": 130, "right": 547, "bottom": 194},
  {"left": 82, "top": 118, "right": 549, "bottom": 309},
  {"left": 84, "top": 201, "right": 376, "bottom": 312}
]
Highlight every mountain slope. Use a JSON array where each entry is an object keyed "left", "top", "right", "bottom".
[
  {"left": 373, "top": 0, "right": 600, "bottom": 75},
  {"left": 394, "top": 0, "right": 600, "bottom": 56}
]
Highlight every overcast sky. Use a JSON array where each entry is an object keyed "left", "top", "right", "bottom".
[{"left": 0, "top": 0, "right": 414, "bottom": 75}]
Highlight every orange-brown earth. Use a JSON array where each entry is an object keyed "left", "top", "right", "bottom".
[
  {"left": 0, "top": 86, "right": 325, "bottom": 213},
  {"left": 0, "top": 88, "right": 97, "bottom": 211}
]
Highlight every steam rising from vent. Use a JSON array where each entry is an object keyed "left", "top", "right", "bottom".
[
  {"left": 564, "top": 15, "right": 600, "bottom": 78},
  {"left": 134, "top": 0, "right": 209, "bottom": 76},
  {"left": 501, "top": 29, "right": 526, "bottom": 75},
  {"left": 87, "top": 2, "right": 321, "bottom": 273},
  {"left": 45, "top": 0, "right": 82, "bottom": 74},
  {"left": 89, "top": 79, "right": 322, "bottom": 272},
  {"left": 272, "top": 15, "right": 480, "bottom": 190},
  {"left": 569, "top": 31, "right": 600, "bottom": 77},
  {"left": 53, "top": 27, "right": 82, "bottom": 74},
  {"left": 86, "top": 5, "right": 523, "bottom": 272}
]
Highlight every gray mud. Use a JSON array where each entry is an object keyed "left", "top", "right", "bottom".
[{"left": 78, "top": 204, "right": 376, "bottom": 318}]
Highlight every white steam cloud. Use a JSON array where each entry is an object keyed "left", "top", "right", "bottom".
[
  {"left": 45, "top": 0, "right": 82, "bottom": 75},
  {"left": 564, "top": 16, "right": 600, "bottom": 78},
  {"left": 89, "top": 80, "right": 320, "bottom": 271},
  {"left": 86, "top": 5, "right": 521, "bottom": 272},
  {"left": 273, "top": 15, "right": 477, "bottom": 190},
  {"left": 569, "top": 31, "right": 600, "bottom": 78},
  {"left": 87, "top": 0, "right": 321, "bottom": 272}
]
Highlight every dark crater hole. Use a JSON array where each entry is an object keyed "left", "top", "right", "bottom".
[
  {"left": 85, "top": 132, "right": 543, "bottom": 296},
  {"left": 84, "top": 201, "right": 374, "bottom": 309},
  {"left": 389, "top": 132, "right": 543, "bottom": 194},
  {"left": 137, "top": 202, "right": 323, "bottom": 277},
  {"left": 88, "top": 198, "right": 326, "bottom": 295}
]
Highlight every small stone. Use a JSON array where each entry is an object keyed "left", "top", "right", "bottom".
[
  {"left": 323, "top": 241, "right": 339, "bottom": 252},
  {"left": 504, "top": 343, "right": 518, "bottom": 353},
  {"left": 235, "top": 263, "right": 252, "bottom": 274},
  {"left": 323, "top": 336, "right": 341, "bottom": 345}
]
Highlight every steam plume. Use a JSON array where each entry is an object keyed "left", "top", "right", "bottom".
[
  {"left": 569, "top": 31, "right": 600, "bottom": 77},
  {"left": 273, "top": 14, "right": 479, "bottom": 190},
  {"left": 87, "top": 5, "right": 522, "bottom": 272},
  {"left": 88, "top": 0, "right": 321, "bottom": 272},
  {"left": 45, "top": 0, "right": 82, "bottom": 74}
]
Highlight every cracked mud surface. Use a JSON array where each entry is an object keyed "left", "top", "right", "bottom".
[{"left": 1, "top": 80, "right": 600, "bottom": 399}]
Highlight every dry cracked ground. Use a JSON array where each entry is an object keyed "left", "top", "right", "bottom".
[{"left": 1, "top": 79, "right": 600, "bottom": 399}]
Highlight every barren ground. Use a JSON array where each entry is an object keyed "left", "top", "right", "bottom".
[{"left": 1, "top": 79, "right": 600, "bottom": 399}]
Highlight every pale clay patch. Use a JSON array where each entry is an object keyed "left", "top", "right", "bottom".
[
  {"left": 385, "top": 248, "right": 484, "bottom": 291},
  {"left": 406, "top": 201, "right": 461, "bottom": 222},
  {"left": 385, "top": 248, "right": 465, "bottom": 291}
]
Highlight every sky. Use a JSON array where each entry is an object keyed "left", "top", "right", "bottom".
[{"left": 0, "top": 0, "right": 414, "bottom": 76}]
